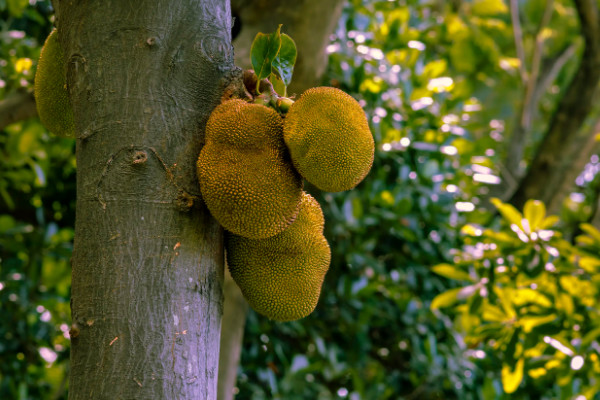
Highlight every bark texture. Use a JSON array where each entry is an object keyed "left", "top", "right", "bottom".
[{"left": 58, "top": 1, "right": 233, "bottom": 398}]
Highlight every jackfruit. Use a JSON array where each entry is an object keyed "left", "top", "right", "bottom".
[
  {"left": 226, "top": 192, "right": 331, "bottom": 321},
  {"left": 283, "top": 86, "right": 374, "bottom": 192},
  {"left": 34, "top": 28, "right": 75, "bottom": 138},
  {"left": 197, "top": 99, "right": 303, "bottom": 239}
]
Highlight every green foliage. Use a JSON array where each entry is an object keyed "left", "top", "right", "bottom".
[
  {"left": 432, "top": 199, "right": 600, "bottom": 398},
  {"left": 1, "top": 2, "right": 75, "bottom": 399},
  {"left": 235, "top": 0, "right": 598, "bottom": 399}
]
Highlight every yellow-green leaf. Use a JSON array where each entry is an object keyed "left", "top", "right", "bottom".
[
  {"left": 580, "top": 223, "right": 600, "bottom": 243},
  {"left": 510, "top": 288, "right": 552, "bottom": 308},
  {"left": 579, "top": 256, "right": 600, "bottom": 273},
  {"left": 431, "top": 263, "right": 474, "bottom": 282},
  {"left": 431, "top": 287, "right": 461, "bottom": 310},
  {"left": 520, "top": 314, "right": 557, "bottom": 333},
  {"left": 502, "top": 357, "right": 524, "bottom": 394},
  {"left": 538, "top": 214, "right": 559, "bottom": 229},
  {"left": 491, "top": 198, "right": 523, "bottom": 230},
  {"left": 472, "top": 0, "right": 508, "bottom": 16},
  {"left": 523, "top": 200, "right": 545, "bottom": 232},
  {"left": 482, "top": 303, "right": 507, "bottom": 322},
  {"left": 494, "top": 287, "right": 516, "bottom": 319}
]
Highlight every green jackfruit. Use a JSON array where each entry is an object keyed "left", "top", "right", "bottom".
[
  {"left": 226, "top": 192, "right": 331, "bottom": 321},
  {"left": 283, "top": 86, "right": 374, "bottom": 192},
  {"left": 34, "top": 28, "right": 75, "bottom": 138},
  {"left": 197, "top": 99, "right": 303, "bottom": 239}
]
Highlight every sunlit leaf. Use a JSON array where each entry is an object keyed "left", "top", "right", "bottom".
[
  {"left": 579, "top": 223, "right": 600, "bottom": 243},
  {"left": 523, "top": 200, "right": 545, "bottom": 232},
  {"left": 431, "top": 263, "right": 474, "bottom": 281},
  {"left": 510, "top": 288, "right": 552, "bottom": 308},
  {"left": 460, "top": 223, "right": 482, "bottom": 236},
  {"left": 422, "top": 59, "right": 447, "bottom": 80},
  {"left": 482, "top": 303, "right": 507, "bottom": 322},
  {"left": 539, "top": 215, "right": 559, "bottom": 229},
  {"left": 502, "top": 357, "right": 524, "bottom": 394},
  {"left": 520, "top": 314, "right": 557, "bottom": 333},
  {"left": 578, "top": 256, "right": 600, "bottom": 273},
  {"left": 472, "top": 0, "right": 509, "bottom": 16},
  {"left": 431, "top": 285, "right": 478, "bottom": 310},
  {"left": 431, "top": 287, "right": 461, "bottom": 310}
]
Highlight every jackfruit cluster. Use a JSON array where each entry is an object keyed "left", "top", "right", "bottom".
[
  {"left": 197, "top": 78, "right": 373, "bottom": 321},
  {"left": 34, "top": 28, "right": 75, "bottom": 138},
  {"left": 226, "top": 192, "right": 330, "bottom": 321}
]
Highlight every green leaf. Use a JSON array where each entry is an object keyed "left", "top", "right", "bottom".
[
  {"left": 581, "top": 326, "right": 600, "bottom": 346},
  {"left": 7, "top": 0, "right": 27, "bottom": 17},
  {"left": 431, "top": 263, "right": 474, "bottom": 282},
  {"left": 523, "top": 200, "right": 545, "bottom": 232},
  {"left": 250, "top": 25, "right": 283, "bottom": 86},
  {"left": 272, "top": 33, "right": 297, "bottom": 95},
  {"left": 502, "top": 357, "right": 524, "bottom": 394}
]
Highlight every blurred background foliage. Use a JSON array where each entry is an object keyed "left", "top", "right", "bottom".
[{"left": 1, "top": 0, "right": 599, "bottom": 399}]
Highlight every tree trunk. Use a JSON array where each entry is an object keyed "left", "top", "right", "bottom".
[
  {"left": 57, "top": 1, "right": 233, "bottom": 398},
  {"left": 509, "top": 0, "right": 600, "bottom": 210}
]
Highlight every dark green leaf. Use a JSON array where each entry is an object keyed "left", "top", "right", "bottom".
[{"left": 250, "top": 25, "right": 282, "bottom": 85}]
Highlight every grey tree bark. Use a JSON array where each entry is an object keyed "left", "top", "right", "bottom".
[{"left": 56, "top": 1, "right": 233, "bottom": 398}]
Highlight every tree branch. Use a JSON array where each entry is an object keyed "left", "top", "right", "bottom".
[
  {"left": 510, "top": 0, "right": 600, "bottom": 210},
  {"left": 505, "top": 0, "right": 554, "bottom": 177},
  {"left": 0, "top": 90, "right": 37, "bottom": 130},
  {"left": 522, "top": 0, "right": 554, "bottom": 129},
  {"left": 510, "top": 0, "right": 528, "bottom": 83}
]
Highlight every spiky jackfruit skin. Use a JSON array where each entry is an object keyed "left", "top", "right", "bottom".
[
  {"left": 197, "top": 99, "right": 303, "bottom": 239},
  {"left": 34, "top": 28, "right": 75, "bottom": 138},
  {"left": 226, "top": 192, "right": 331, "bottom": 321},
  {"left": 283, "top": 87, "right": 374, "bottom": 192}
]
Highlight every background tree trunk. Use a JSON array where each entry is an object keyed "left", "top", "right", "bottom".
[{"left": 57, "top": 1, "right": 233, "bottom": 398}]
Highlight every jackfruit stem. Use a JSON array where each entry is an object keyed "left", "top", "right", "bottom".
[{"left": 276, "top": 97, "right": 294, "bottom": 113}]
